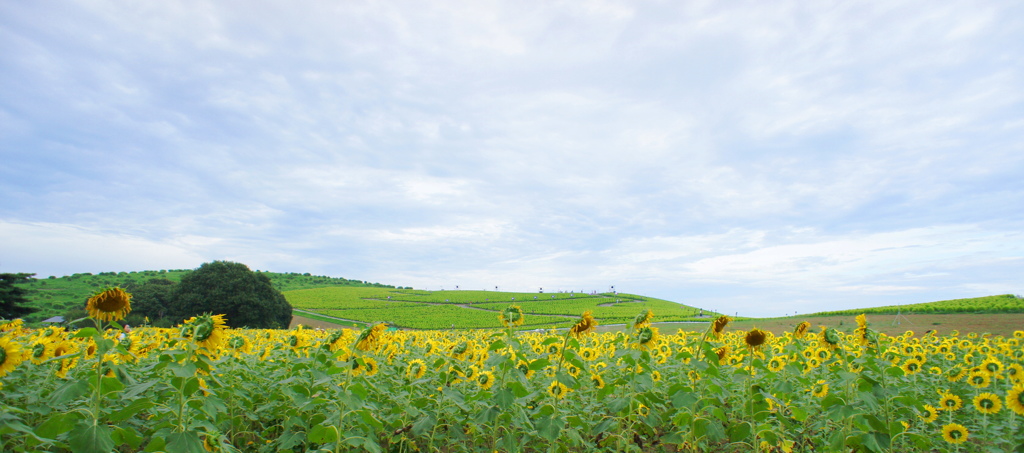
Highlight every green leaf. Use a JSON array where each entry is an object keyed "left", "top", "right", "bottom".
[
  {"left": 110, "top": 425, "right": 144, "bottom": 449},
  {"left": 165, "top": 431, "right": 206, "bottom": 453},
  {"left": 35, "top": 411, "right": 81, "bottom": 438},
  {"left": 411, "top": 414, "right": 435, "bottom": 437},
  {"left": 494, "top": 387, "right": 515, "bottom": 409},
  {"left": 49, "top": 379, "right": 90, "bottom": 405},
  {"left": 535, "top": 415, "right": 564, "bottom": 441},
  {"left": 169, "top": 361, "right": 197, "bottom": 378},
  {"left": 728, "top": 421, "right": 751, "bottom": 443},
  {"left": 68, "top": 421, "right": 116, "bottom": 453},
  {"left": 308, "top": 424, "right": 339, "bottom": 444},
  {"left": 73, "top": 327, "right": 98, "bottom": 338},
  {"left": 108, "top": 398, "right": 155, "bottom": 422}
]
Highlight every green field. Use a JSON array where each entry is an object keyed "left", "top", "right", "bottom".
[
  {"left": 14, "top": 270, "right": 397, "bottom": 323},
  {"left": 806, "top": 294, "right": 1024, "bottom": 316},
  {"left": 283, "top": 287, "right": 712, "bottom": 330}
]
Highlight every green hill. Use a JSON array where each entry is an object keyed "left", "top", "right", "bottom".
[
  {"left": 284, "top": 287, "right": 712, "bottom": 330},
  {"left": 13, "top": 269, "right": 397, "bottom": 323}
]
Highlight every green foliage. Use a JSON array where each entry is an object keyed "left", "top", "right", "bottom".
[
  {"left": 0, "top": 273, "right": 38, "bottom": 319},
  {"left": 171, "top": 261, "right": 293, "bottom": 329}
]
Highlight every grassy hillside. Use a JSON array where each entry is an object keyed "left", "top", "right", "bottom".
[
  {"left": 284, "top": 287, "right": 713, "bottom": 330},
  {"left": 806, "top": 294, "right": 1024, "bottom": 316},
  {"left": 13, "top": 269, "right": 396, "bottom": 323}
]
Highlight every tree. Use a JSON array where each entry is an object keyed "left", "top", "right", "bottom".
[
  {"left": 0, "top": 273, "right": 38, "bottom": 319},
  {"left": 128, "top": 278, "right": 177, "bottom": 321},
  {"left": 170, "top": 261, "right": 292, "bottom": 329}
]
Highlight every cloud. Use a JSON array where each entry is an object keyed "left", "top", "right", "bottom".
[{"left": 1, "top": 0, "right": 1022, "bottom": 316}]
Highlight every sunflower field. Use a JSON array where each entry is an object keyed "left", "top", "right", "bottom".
[{"left": 1, "top": 291, "right": 1023, "bottom": 452}]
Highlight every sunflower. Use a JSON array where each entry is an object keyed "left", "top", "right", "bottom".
[
  {"left": 651, "top": 370, "right": 662, "bottom": 382},
  {"left": 855, "top": 314, "right": 867, "bottom": 329},
  {"left": 973, "top": 392, "right": 1001, "bottom": 415},
  {"left": 810, "top": 380, "right": 828, "bottom": 398},
  {"left": 499, "top": 305, "right": 524, "bottom": 328},
  {"left": 548, "top": 380, "right": 571, "bottom": 399},
  {"left": 580, "top": 347, "right": 599, "bottom": 361},
  {"left": 633, "top": 309, "right": 654, "bottom": 329},
  {"left": 407, "top": 359, "right": 427, "bottom": 380},
  {"left": 715, "top": 346, "right": 730, "bottom": 364},
  {"left": 967, "top": 370, "right": 991, "bottom": 389},
  {"left": 767, "top": 357, "right": 786, "bottom": 373},
  {"left": 477, "top": 371, "right": 495, "bottom": 390},
  {"left": 981, "top": 357, "right": 1003, "bottom": 376},
  {"left": 919, "top": 404, "right": 939, "bottom": 423},
  {"left": 0, "top": 335, "right": 25, "bottom": 377},
  {"left": 182, "top": 314, "right": 228, "bottom": 351},
  {"left": 590, "top": 373, "right": 605, "bottom": 389},
  {"left": 938, "top": 393, "right": 963, "bottom": 411},
  {"left": 29, "top": 339, "right": 54, "bottom": 365},
  {"left": 712, "top": 316, "right": 731, "bottom": 339},
  {"left": 86, "top": 287, "right": 132, "bottom": 322},
  {"left": 793, "top": 321, "right": 811, "bottom": 339},
  {"left": 820, "top": 327, "right": 841, "bottom": 350},
  {"left": 362, "top": 356, "right": 379, "bottom": 376},
  {"left": 941, "top": 423, "right": 968, "bottom": 445},
  {"left": 355, "top": 323, "right": 387, "bottom": 352},
  {"left": 1007, "top": 386, "right": 1024, "bottom": 416},
  {"left": 516, "top": 359, "right": 535, "bottom": 379},
  {"left": 634, "top": 326, "right": 659, "bottom": 350},
  {"left": 1007, "top": 363, "right": 1023, "bottom": 384},
  {"left": 744, "top": 329, "right": 768, "bottom": 349},
  {"left": 901, "top": 358, "right": 924, "bottom": 375},
  {"left": 570, "top": 311, "right": 598, "bottom": 338}
]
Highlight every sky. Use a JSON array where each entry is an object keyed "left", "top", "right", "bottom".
[{"left": 2, "top": 1, "right": 1023, "bottom": 317}]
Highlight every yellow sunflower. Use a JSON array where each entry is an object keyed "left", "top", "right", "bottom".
[
  {"left": 476, "top": 371, "right": 495, "bottom": 390},
  {"left": 633, "top": 309, "right": 654, "bottom": 329},
  {"left": 570, "top": 311, "right": 597, "bottom": 338},
  {"left": 901, "top": 358, "right": 924, "bottom": 375},
  {"left": 182, "top": 313, "right": 228, "bottom": 351},
  {"left": 548, "top": 380, "right": 571, "bottom": 399},
  {"left": 407, "top": 359, "right": 427, "bottom": 380},
  {"left": 920, "top": 404, "right": 938, "bottom": 423},
  {"left": 1008, "top": 364, "right": 1024, "bottom": 384},
  {"left": 0, "top": 335, "right": 25, "bottom": 377},
  {"left": 810, "top": 380, "right": 828, "bottom": 398},
  {"left": 973, "top": 393, "right": 1001, "bottom": 415},
  {"left": 967, "top": 370, "right": 991, "bottom": 389},
  {"left": 85, "top": 287, "right": 132, "bottom": 322},
  {"left": 793, "top": 321, "right": 811, "bottom": 339},
  {"left": 499, "top": 305, "right": 524, "bottom": 328},
  {"left": 767, "top": 357, "right": 786, "bottom": 373},
  {"left": 1005, "top": 385, "right": 1024, "bottom": 416},
  {"left": 355, "top": 323, "right": 387, "bottom": 352},
  {"left": 941, "top": 423, "right": 968, "bottom": 445},
  {"left": 590, "top": 373, "right": 605, "bottom": 389},
  {"left": 634, "top": 326, "right": 659, "bottom": 350},
  {"left": 938, "top": 393, "right": 963, "bottom": 411}
]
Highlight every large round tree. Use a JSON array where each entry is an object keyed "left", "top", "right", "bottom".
[{"left": 171, "top": 261, "right": 292, "bottom": 329}]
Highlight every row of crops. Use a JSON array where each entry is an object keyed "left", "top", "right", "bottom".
[
  {"left": 1, "top": 307, "right": 1022, "bottom": 452},
  {"left": 284, "top": 287, "right": 714, "bottom": 329}
]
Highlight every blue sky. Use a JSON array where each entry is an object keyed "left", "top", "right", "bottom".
[{"left": 2, "top": 1, "right": 1022, "bottom": 317}]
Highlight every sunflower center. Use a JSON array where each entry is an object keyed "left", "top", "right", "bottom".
[
  {"left": 981, "top": 399, "right": 994, "bottom": 409},
  {"left": 33, "top": 343, "right": 45, "bottom": 357},
  {"left": 950, "top": 430, "right": 963, "bottom": 440}
]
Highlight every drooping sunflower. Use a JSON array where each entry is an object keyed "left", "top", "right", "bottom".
[
  {"left": 712, "top": 316, "right": 731, "bottom": 339},
  {"left": 633, "top": 309, "right": 654, "bottom": 329},
  {"left": 973, "top": 392, "right": 1001, "bottom": 415},
  {"left": 793, "top": 321, "right": 811, "bottom": 339},
  {"left": 499, "top": 305, "right": 524, "bottom": 328},
  {"left": 744, "top": 329, "right": 768, "bottom": 350},
  {"left": 938, "top": 393, "right": 963, "bottom": 411},
  {"left": 810, "top": 379, "right": 828, "bottom": 398},
  {"left": 715, "top": 346, "right": 730, "bottom": 365},
  {"left": 1007, "top": 385, "right": 1024, "bottom": 416},
  {"left": 547, "top": 380, "right": 571, "bottom": 399},
  {"left": 86, "top": 287, "right": 132, "bottom": 322},
  {"left": 919, "top": 404, "right": 939, "bottom": 423},
  {"left": 820, "top": 327, "right": 841, "bottom": 351},
  {"left": 570, "top": 311, "right": 598, "bottom": 338},
  {"left": 0, "top": 335, "right": 25, "bottom": 377},
  {"left": 590, "top": 373, "right": 605, "bottom": 389},
  {"left": 941, "top": 423, "right": 968, "bottom": 445}
]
